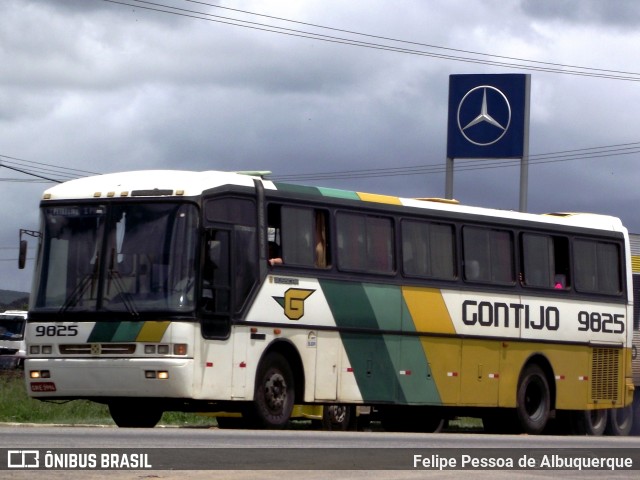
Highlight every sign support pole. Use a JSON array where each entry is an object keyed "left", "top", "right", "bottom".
[
  {"left": 445, "top": 74, "right": 531, "bottom": 211},
  {"left": 518, "top": 74, "right": 531, "bottom": 212},
  {"left": 445, "top": 157, "right": 454, "bottom": 199}
]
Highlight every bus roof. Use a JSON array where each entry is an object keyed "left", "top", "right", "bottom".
[
  {"left": 41, "top": 170, "right": 625, "bottom": 233},
  {"left": 42, "top": 170, "right": 276, "bottom": 200},
  {"left": 0, "top": 311, "right": 27, "bottom": 318}
]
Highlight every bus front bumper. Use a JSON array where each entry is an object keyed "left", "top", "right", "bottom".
[{"left": 25, "top": 358, "right": 195, "bottom": 399}]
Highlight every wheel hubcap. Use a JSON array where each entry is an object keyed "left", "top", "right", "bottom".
[{"left": 264, "top": 372, "right": 287, "bottom": 411}]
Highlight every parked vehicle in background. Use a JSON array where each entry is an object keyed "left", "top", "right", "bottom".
[{"left": 0, "top": 310, "right": 27, "bottom": 368}]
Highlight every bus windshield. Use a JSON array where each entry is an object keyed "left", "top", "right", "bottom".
[
  {"left": 0, "top": 313, "right": 26, "bottom": 340},
  {"left": 32, "top": 202, "right": 199, "bottom": 315}
]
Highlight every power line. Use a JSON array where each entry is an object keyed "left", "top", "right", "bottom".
[
  {"left": 0, "top": 178, "right": 52, "bottom": 183},
  {"left": 100, "top": 0, "right": 640, "bottom": 82},
  {"left": 184, "top": 0, "right": 640, "bottom": 79},
  {"left": 270, "top": 141, "right": 640, "bottom": 182},
  {"left": 0, "top": 154, "right": 99, "bottom": 176},
  {"left": 0, "top": 163, "right": 62, "bottom": 184},
  {"left": 4, "top": 135, "right": 637, "bottom": 187},
  {"left": 0, "top": 154, "right": 101, "bottom": 183}
]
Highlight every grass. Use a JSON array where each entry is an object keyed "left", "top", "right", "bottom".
[
  {"left": 0, "top": 369, "right": 214, "bottom": 427},
  {"left": 1, "top": 369, "right": 483, "bottom": 431}
]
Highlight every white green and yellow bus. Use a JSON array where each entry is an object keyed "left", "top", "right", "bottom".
[
  {"left": 626, "top": 234, "right": 640, "bottom": 435},
  {"left": 20, "top": 170, "right": 634, "bottom": 434}
]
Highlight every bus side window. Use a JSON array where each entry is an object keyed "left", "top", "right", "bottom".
[
  {"left": 336, "top": 212, "right": 394, "bottom": 274},
  {"left": 521, "top": 233, "right": 570, "bottom": 290},
  {"left": 268, "top": 204, "right": 330, "bottom": 269},
  {"left": 401, "top": 220, "right": 456, "bottom": 280},
  {"left": 521, "top": 233, "right": 554, "bottom": 288},
  {"left": 574, "top": 239, "right": 621, "bottom": 295},
  {"left": 463, "top": 226, "right": 514, "bottom": 284},
  {"left": 314, "top": 210, "right": 329, "bottom": 268}
]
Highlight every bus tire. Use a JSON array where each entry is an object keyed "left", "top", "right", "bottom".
[
  {"left": 571, "top": 409, "right": 608, "bottom": 435},
  {"left": 631, "top": 392, "right": 640, "bottom": 436},
  {"left": 605, "top": 406, "right": 633, "bottom": 436},
  {"left": 250, "top": 352, "right": 295, "bottom": 429},
  {"left": 516, "top": 364, "right": 551, "bottom": 434},
  {"left": 322, "top": 404, "right": 355, "bottom": 431},
  {"left": 109, "top": 401, "right": 163, "bottom": 428}
]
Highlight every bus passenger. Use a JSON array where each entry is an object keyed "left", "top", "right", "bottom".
[{"left": 268, "top": 241, "right": 282, "bottom": 266}]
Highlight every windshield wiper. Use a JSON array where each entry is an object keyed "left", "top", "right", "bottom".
[
  {"left": 106, "top": 248, "right": 139, "bottom": 317},
  {"left": 59, "top": 272, "right": 97, "bottom": 314}
]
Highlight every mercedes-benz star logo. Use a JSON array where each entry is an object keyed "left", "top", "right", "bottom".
[{"left": 457, "top": 85, "right": 511, "bottom": 146}]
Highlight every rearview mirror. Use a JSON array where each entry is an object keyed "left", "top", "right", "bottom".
[
  {"left": 18, "top": 229, "right": 41, "bottom": 270},
  {"left": 18, "top": 239, "right": 27, "bottom": 270}
]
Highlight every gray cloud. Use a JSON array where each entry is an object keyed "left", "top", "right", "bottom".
[
  {"left": 1, "top": 0, "right": 640, "bottom": 292},
  {"left": 520, "top": 0, "right": 640, "bottom": 27}
]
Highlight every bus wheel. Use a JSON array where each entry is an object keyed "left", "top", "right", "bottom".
[
  {"left": 516, "top": 364, "right": 550, "bottom": 434},
  {"left": 605, "top": 406, "right": 633, "bottom": 436},
  {"left": 571, "top": 409, "right": 608, "bottom": 435},
  {"left": 322, "top": 404, "right": 355, "bottom": 431},
  {"left": 250, "top": 352, "right": 294, "bottom": 429},
  {"left": 108, "top": 401, "right": 163, "bottom": 428},
  {"left": 631, "top": 391, "right": 640, "bottom": 436}
]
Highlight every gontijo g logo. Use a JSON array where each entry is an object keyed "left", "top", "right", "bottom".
[{"left": 273, "top": 288, "right": 315, "bottom": 320}]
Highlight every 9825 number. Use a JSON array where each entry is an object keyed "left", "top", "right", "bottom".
[
  {"left": 577, "top": 311, "right": 624, "bottom": 334},
  {"left": 34, "top": 325, "right": 79, "bottom": 337}
]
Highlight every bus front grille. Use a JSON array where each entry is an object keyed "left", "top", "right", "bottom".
[{"left": 59, "top": 344, "right": 136, "bottom": 355}]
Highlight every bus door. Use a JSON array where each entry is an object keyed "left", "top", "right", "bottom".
[
  {"left": 201, "top": 228, "right": 232, "bottom": 338},
  {"left": 200, "top": 195, "right": 260, "bottom": 399},
  {"left": 459, "top": 334, "right": 501, "bottom": 406},
  {"left": 314, "top": 331, "right": 339, "bottom": 401},
  {"left": 457, "top": 296, "right": 502, "bottom": 406}
]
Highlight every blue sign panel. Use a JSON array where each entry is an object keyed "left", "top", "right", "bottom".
[{"left": 447, "top": 74, "right": 529, "bottom": 159}]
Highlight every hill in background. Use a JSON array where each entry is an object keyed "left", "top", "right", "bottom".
[{"left": 0, "top": 289, "right": 29, "bottom": 311}]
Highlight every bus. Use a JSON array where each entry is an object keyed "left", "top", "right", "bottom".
[
  {"left": 20, "top": 170, "right": 634, "bottom": 434},
  {"left": 627, "top": 234, "right": 640, "bottom": 435},
  {"left": 0, "top": 310, "right": 28, "bottom": 368}
]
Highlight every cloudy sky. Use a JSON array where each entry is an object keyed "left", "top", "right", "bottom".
[{"left": 2, "top": 0, "right": 640, "bottom": 292}]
